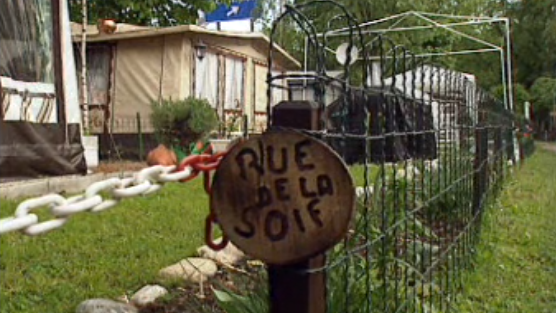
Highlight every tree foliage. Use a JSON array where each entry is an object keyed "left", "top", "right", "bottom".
[
  {"left": 69, "top": 0, "right": 231, "bottom": 26},
  {"left": 530, "top": 77, "right": 556, "bottom": 114},
  {"left": 259, "top": 0, "right": 513, "bottom": 88},
  {"left": 76, "top": 0, "right": 555, "bottom": 127},
  {"left": 259, "top": 0, "right": 555, "bottom": 89},
  {"left": 491, "top": 83, "right": 530, "bottom": 116},
  {"left": 507, "top": 0, "right": 556, "bottom": 87}
]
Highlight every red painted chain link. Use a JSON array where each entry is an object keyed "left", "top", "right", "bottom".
[{"left": 177, "top": 152, "right": 229, "bottom": 251}]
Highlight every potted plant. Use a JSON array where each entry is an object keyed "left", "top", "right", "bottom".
[
  {"left": 209, "top": 113, "right": 245, "bottom": 153},
  {"left": 150, "top": 97, "right": 218, "bottom": 164}
]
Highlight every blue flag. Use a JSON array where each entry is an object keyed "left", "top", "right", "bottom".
[{"left": 205, "top": 1, "right": 257, "bottom": 23}]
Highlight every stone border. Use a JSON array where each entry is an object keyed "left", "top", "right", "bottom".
[{"left": 0, "top": 172, "right": 134, "bottom": 200}]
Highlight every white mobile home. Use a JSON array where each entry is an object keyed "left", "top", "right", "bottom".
[{"left": 71, "top": 24, "right": 300, "bottom": 150}]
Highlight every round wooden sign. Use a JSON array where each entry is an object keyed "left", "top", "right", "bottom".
[{"left": 210, "top": 130, "right": 355, "bottom": 265}]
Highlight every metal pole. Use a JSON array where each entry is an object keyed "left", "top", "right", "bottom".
[
  {"left": 325, "top": 11, "right": 411, "bottom": 35},
  {"left": 325, "top": 18, "right": 506, "bottom": 37},
  {"left": 504, "top": 18, "right": 515, "bottom": 112},
  {"left": 81, "top": 0, "right": 89, "bottom": 133},
  {"left": 499, "top": 50, "right": 509, "bottom": 111},
  {"left": 303, "top": 36, "right": 308, "bottom": 101},
  {"left": 413, "top": 12, "right": 501, "bottom": 51},
  {"left": 360, "top": 48, "right": 499, "bottom": 60},
  {"left": 417, "top": 11, "right": 499, "bottom": 21},
  {"left": 504, "top": 18, "right": 520, "bottom": 162},
  {"left": 137, "top": 112, "right": 144, "bottom": 161}
]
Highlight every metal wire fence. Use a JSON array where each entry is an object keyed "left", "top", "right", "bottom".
[{"left": 264, "top": 2, "right": 517, "bottom": 312}]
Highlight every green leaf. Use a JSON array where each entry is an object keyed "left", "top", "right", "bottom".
[{"left": 213, "top": 288, "right": 248, "bottom": 303}]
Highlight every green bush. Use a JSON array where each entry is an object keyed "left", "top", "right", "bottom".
[
  {"left": 520, "top": 135, "right": 535, "bottom": 158},
  {"left": 151, "top": 97, "right": 218, "bottom": 149},
  {"left": 490, "top": 83, "right": 531, "bottom": 118}
]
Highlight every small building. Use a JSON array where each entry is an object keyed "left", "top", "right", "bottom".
[
  {"left": 286, "top": 70, "right": 344, "bottom": 106},
  {"left": 72, "top": 24, "right": 300, "bottom": 158}
]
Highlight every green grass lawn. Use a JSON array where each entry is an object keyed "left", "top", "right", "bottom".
[
  {"left": 3, "top": 146, "right": 554, "bottom": 313},
  {"left": 0, "top": 162, "right": 376, "bottom": 313},
  {"left": 0, "top": 180, "right": 209, "bottom": 313},
  {"left": 457, "top": 143, "right": 556, "bottom": 313}
]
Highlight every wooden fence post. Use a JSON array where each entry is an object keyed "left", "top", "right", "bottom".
[
  {"left": 266, "top": 101, "right": 329, "bottom": 313},
  {"left": 136, "top": 112, "right": 144, "bottom": 161},
  {"left": 473, "top": 122, "right": 488, "bottom": 217},
  {"left": 210, "top": 130, "right": 354, "bottom": 313},
  {"left": 268, "top": 254, "right": 326, "bottom": 313}
]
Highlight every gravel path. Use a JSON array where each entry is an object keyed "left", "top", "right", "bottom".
[{"left": 537, "top": 142, "right": 556, "bottom": 154}]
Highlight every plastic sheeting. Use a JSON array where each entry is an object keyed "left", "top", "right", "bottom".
[
  {"left": 75, "top": 45, "right": 111, "bottom": 105},
  {"left": 271, "top": 70, "right": 286, "bottom": 107},
  {"left": 195, "top": 52, "right": 220, "bottom": 108},
  {"left": 0, "top": 0, "right": 56, "bottom": 124},
  {"left": 224, "top": 57, "right": 244, "bottom": 110},
  {"left": 326, "top": 89, "right": 437, "bottom": 164},
  {"left": 0, "top": 0, "right": 86, "bottom": 178},
  {"left": 0, "top": 0, "right": 54, "bottom": 84},
  {"left": 113, "top": 37, "right": 163, "bottom": 133},
  {"left": 254, "top": 64, "right": 268, "bottom": 112},
  {"left": 1, "top": 0, "right": 82, "bottom": 124},
  {"left": 1, "top": 76, "right": 56, "bottom": 123},
  {"left": 254, "top": 66, "right": 287, "bottom": 113},
  {"left": 0, "top": 120, "right": 86, "bottom": 178}
]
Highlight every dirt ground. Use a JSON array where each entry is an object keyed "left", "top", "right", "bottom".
[
  {"left": 138, "top": 261, "right": 262, "bottom": 313},
  {"left": 537, "top": 141, "right": 556, "bottom": 154},
  {"left": 95, "top": 161, "right": 147, "bottom": 174},
  {"left": 93, "top": 160, "right": 263, "bottom": 312}
]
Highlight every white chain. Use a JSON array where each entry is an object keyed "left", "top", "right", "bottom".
[{"left": 0, "top": 164, "right": 196, "bottom": 236}]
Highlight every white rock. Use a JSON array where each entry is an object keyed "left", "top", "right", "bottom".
[
  {"left": 76, "top": 299, "right": 137, "bottom": 313},
  {"left": 197, "top": 241, "right": 245, "bottom": 265},
  {"left": 159, "top": 257, "right": 218, "bottom": 283},
  {"left": 130, "top": 284, "right": 168, "bottom": 306}
]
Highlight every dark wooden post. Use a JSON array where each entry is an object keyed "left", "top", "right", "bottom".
[
  {"left": 473, "top": 119, "right": 488, "bottom": 217},
  {"left": 267, "top": 102, "right": 328, "bottom": 313},
  {"left": 269, "top": 255, "right": 326, "bottom": 313},
  {"left": 52, "top": 0, "right": 66, "bottom": 126},
  {"left": 494, "top": 127, "right": 503, "bottom": 184},
  {"left": 136, "top": 112, "right": 144, "bottom": 161}
]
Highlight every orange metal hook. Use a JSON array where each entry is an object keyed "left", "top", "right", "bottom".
[{"left": 204, "top": 212, "right": 229, "bottom": 251}]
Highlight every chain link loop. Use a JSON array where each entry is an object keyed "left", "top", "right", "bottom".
[
  {"left": 14, "top": 194, "right": 68, "bottom": 236},
  {"left": 0, "top": 151, "right": 230, "bottom": 248},
  {"left": 136, "top": 166, "right": 166, "bottom": 195},
  {"left": 205, "top": 212, "right": 229, "bottom": 251},
  {"left": 51, "top": 195, "right": 103, "bottom": 217},
  {"left": 112, "top": 178, "right": 151, "bottom": 198},
  {"left": 0, "top": 215, "right": 39, "bottom": 235},
  {"left": 201, "top": 153, "right": 229, "bottom": 251},
  {"left": 86, "top": 178, "right": 122, "bottom": 213},
  {"left": 158, "top": 166, "right": 194, "bottom": 183}
]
